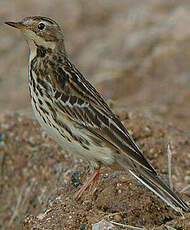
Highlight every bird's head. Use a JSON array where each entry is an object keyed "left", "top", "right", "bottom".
[{"left": 5, "top": 16, "right": 65, "bottom": 53}]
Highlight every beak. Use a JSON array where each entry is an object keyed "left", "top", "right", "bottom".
[{"left": 5, "top": 21, "right": 28, "bottom": 30}]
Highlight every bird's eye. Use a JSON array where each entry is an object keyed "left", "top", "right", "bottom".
[{"left": 38, "top": 23, "right": 45, "bottom": 31}]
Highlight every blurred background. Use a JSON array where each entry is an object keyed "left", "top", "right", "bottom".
[
  {"left": 1, "top": 0, "right": 190, "bottom": 131},
  {"left": 1, "top": 1, "right": 190, "bottom": 229}
]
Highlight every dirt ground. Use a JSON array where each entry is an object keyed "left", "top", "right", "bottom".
[{"left": 0, "top": 0, "right": 190, "bottom": 229}]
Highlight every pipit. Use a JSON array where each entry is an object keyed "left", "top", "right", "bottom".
[{"left": 5, "top": 16, "right": 190, "bottom": 212}]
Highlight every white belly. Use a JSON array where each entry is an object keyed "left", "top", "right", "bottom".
[{"left": 31, "top": 97, "right": 115, "bottom": 166}]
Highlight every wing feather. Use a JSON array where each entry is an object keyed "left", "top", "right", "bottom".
[{"left": 54, "top": 91, "right": 156, "bottom": 173}]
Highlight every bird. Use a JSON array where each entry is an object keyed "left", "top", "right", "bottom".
[{"left": 5, "top": 16, "right": 190, "bottom": 213}]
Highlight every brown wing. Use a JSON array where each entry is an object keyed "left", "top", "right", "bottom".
[
  {"left": 53, "top": 88, "right": 156, "bottom": 174},
  {"left": 47, "top": 59, "right": 156, "bottom": 173}
]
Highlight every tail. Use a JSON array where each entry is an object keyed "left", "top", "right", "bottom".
[{"left": 128, "top": 167, "right": 190, "bottom": 212}]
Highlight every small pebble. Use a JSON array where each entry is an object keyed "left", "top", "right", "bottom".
[
  {"left": 0, "top": 132, "right": 3, "bottom": 147},
  {"left": 71, "top": 171, "right": 81, "bottom": 187},
  {"left": 92, "top": 220, "right": 118, "bottom": 230},
  {"left": 80, "top": 223, "right": 87, "bottom": 230}
]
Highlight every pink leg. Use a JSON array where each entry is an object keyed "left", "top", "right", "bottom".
[{"left": 74, "top": 163, "right": 101, "bottom": 200}]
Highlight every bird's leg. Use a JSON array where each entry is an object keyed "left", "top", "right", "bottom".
[{"left": 74, "top": 163, "right": 101, "bottom": 200}]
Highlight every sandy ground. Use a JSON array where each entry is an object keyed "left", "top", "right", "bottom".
[{"left": 0, "top": 0, "right": 190, "bottom": 229}]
